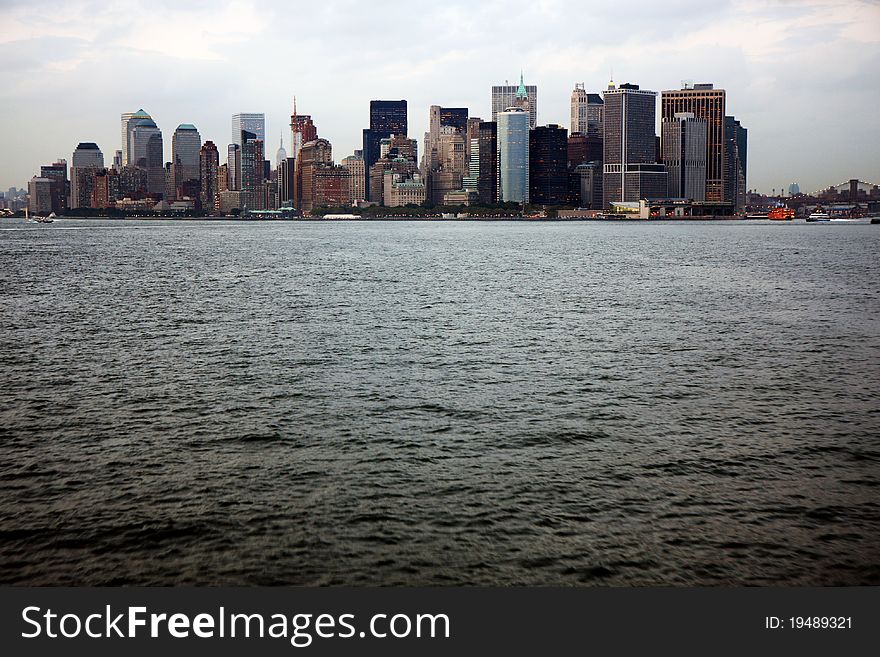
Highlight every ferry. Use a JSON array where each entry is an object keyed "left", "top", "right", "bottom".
[
  {"left": 768, "top": 207, "right": 794, "bottom": 221},
  {"left": 807, "top": 211, "right": 830, "bottom": 222}
]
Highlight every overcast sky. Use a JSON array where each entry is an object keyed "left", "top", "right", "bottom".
[{"left": 1, "top": 0, "right": 878, "bottom": 194}]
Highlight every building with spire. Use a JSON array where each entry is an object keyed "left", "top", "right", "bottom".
[
  {"left": 492, "top": 73, "right": 537, "bottom": 129},
  {"left": 275, "top": 135, "right": 287, "bottom": 168}
]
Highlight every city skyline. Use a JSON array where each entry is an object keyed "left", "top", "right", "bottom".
[{"left": 1, "top": 0, "right": 879, "bottom": 194}]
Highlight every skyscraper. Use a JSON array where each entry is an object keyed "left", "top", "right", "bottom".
[
  {"left": 298, "top": 138, "right": 333, "bottom": 212},
  {"left": 227, "top": 144, "right": 241, "bottom": 191},
  {"left": 128, "top": 116, "right": 164, "bottom": 196},
  {"left": 232, "top": 113, "right": 265, "bottom": 147},
  {"left": 362, "top": 100, "right": 407, "bottom": 201},
  {"left": 477, "top": 121, "right": 498, "bottom": 205},
  {"left": 70, "top": 142, "right": 104, "bottom": 209},
  {"left": 662, "top": 112, "right": 708, "bottom": 200},
  {"left": 571, "top": 85, "right": 605, "bottom": 136},
  {"left": 289, "top": 99, "right": 318, "bottom": 166},
  {"left": 724, "top": 116, "right": 748, "bottom": 210},
  {"left": 602, "top": 82, "right": 666, "bottom": 206},
  {"left": 172, "top": 124, "right": 202, "bottom": 194},
  {"left": 341, "top": 152, "right": 366, "bottom": 203},
  {"left": 529, "top": 124, "right": 568, "bottom": 205},
  {"left": 121, "top": 109, "right": 152, "bottom": 166},
  {"left": 660, "top": 84, "right": 726, "bottom": 202},
  {"left": 39, "top": 160, "right": 68, "bottom": 214},
  {"left": 199, "top": 141, "right": 219, "bottom": 212},
  {"left": 492, "top": 73, "right": 537, "bottom": 128},
  {"left": 275, "top": 135, "right": 287, "bottom": 168},
  {"left": 497, "top": 107, "right": 529, "bottom": 203},
  {"left": 240, "top": 129, "right": 265, "bottom": 211}
]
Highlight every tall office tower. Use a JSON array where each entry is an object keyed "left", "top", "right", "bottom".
[
  {"left": 121, "top": 109, "right": 152, "bottom": 165},
  {"left": 424, "top": 106, "right": 470, "bottom": 175},
  {"left": 275, "top": 135, "right": 287, "bottom": 168},
  {"left": 571, "top": 161, "right": 603, "bottom": 209},
  {"left": 28, "top": 177, "right": 53, "bottom": 214},
  {"left": 40, "top": 159, "right": 68, "bottom": 213},
  {"left": 662, "top": 112, "right": 707, "bottom": 200},
  {"left": 465, "top": 117, "right": 481, "bottom": 166},
  {"left": 172, "top": 124, "right": 202, "bottom": 195},
  {"left": 529, "top": 124, "right": 568, "bottom": 205},
  {"left": 427, "top": 126, "right": 467, "bottom": 204},
  {"left": 227, "top": 144, "right": 241, "bottom": 191},
  {"left": 340, "top": 153, "right": 366, "bottom": 203},
  {"left": 199, "top": 141, "right": 219, "bottom": 212},
  {"left": 112, "top": 150, "right": 123, "bottom": 171},
  {"left": 660, "top": 83, "right": 726, "bottom": 202},
  {"left": 492, "top": 73, "right": 537, "bottom": 128},
  {"left": 240, "top": 129, "right": 265, "bottom": 211},
  {"left": 440, "top": 108, "right": 468, "bottom": 133},
  {"left": 278, "top": 157, "right": 296, "bottom": 206},
  {"left": 232, "top": 113, "right": 265, "bottom": 147},
  {"left": 723, "top": 116, "right": 748, "bottom": 210},
  {"left": 128, "top": 116, "right": 164, "bottom": 196},
  {"left": 380, "top": 134, "right": 418, "bottom": 161},
  {"left": 69, "top": 142, "right": 104, "bottom": 209},
  {"left": 571, "top": 83, "right": 588, "bottom": 134},
  {"left": 496, "top": 107, "right": 529, "bottom": 203},
  {"left": 362, "top": 100, "right": 407, "bottom": 200},
  {"left": 602, "top": 82, "right": 666, "bottom": 206},
  {"left": 477, "top": 121, "right": 498, "bottom": 205},
  {"left": 298, "top": 138, "right": 333, "bottom": 212}
]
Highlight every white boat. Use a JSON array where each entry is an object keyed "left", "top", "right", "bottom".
[{"left": 807, "top": 211, "right": 830, "bottom": 222}]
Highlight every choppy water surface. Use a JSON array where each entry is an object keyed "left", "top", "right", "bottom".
[{"left": 1, "top": 218, "right": 878, "bottom": 585}]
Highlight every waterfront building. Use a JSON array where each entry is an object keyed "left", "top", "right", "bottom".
[
  {"left": 298, "top": 138, "right": 333, "bottom": 212},
  {"left": 313, "top": 166, "right": 352, "bottom": 208},
  {"left": 724, "top": 116, "right": 748, "bottom": 210},
  {"left": 529, "top": 124, "right": 568, "bottom": 206},
  {"left": 496, "top": 107, "right": 529, "bottom": 203},
  {"left": 70, "top": 142, "right": 104, "bottom": 209},
  {"left": 28, "top": 177, "right": 53, "bottom": 214},
  {"left": 39, "top": 160, "right": 68, "bottom": 214},
  {"left": 218, "top": 190, "right": 241, "bottom": 215},
  {"left": 603, "top": 82, "right": 667, "bottom": 206},
  {"left": 478, "top": 121, "right": 498, "bottom": 205},
  {"left": 240, "top": 129, "right": 265, "bottom": 211},
  {"left": 199, "top": 141, "right": 219, "bottom": 212},
  {"left": 232, "top": 113, "right": 265, "bottom": 147},
  {"left": 492, "top": 73, "right": 537, "bottom": 128},
  {"left": 171, "top": 124, "right": 202, "bottom": 195},
  {"left": 278, "top": 157, "right": 296, "bottom": 206},
  {"left": 362, "top": 100, "right": 407, "bottom": 201},
  {"left": 91, "top": 168, "right": 120, "bottom": 208},
  {"left": 340, "top": 153, "right": 366, "bottom": 203},
  {"left": 384, "top": 172, "right": 427, "bottom": 207},
  {"left": 571, "top": 161, "right": 603, "bottom": 209},
  {"left": 128, "top": 116, "right": 164, "bottom": 196},
  {"left": 660, "top": 84, "right": 726, "bottom": 202},
  {"left": 661, "top": 112, "right": 708, "bottom": 200},
  {"left": 370, "top": 156, "right": 419, "bottom": 205}
]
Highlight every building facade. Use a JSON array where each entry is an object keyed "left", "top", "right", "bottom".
[
  {"left": 603, "top": 83, "right": 666, "bottom": 206},
  {"left": 496, "top": 107, "right": 529, "bottom": 203},
  {"left": 171, "top": 124, "right": 202, "bottom": 196},
  {"left": 529, "top": 125, "right": 568, "bottom": 205},
  {"left": 661, "top": 112, "right": 708, "bottom": 200},
  {"left": 660, "top": 84, "right": 726, "bottom": 202},
  {"left": 39, "top": 160, "right": 68, "bottom": 214},
  {"left": 362, "top": 100, "right": 407, "bottom": 201},
  {"left": 28, "top": 177, "right": 53, "bottom": 214},
  {"left": 340, "top": 153, "right": 366, "bottom": 204},
  {"left": 70, "top": 142, "right": 104, "bottom": 209},
  {"left": 492, "top": 74, "right": 537, "bottom": 128},
  {"left": 232, "top": 113, "right": 265, "bottom": 147},
  {"left": 477, "top": 121, "right": 498, "bottom": 205},
  {"left": 199, "top": 141, "right": 219, "bottom": 212}
]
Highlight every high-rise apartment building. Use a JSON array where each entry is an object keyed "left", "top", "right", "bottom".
[
  {"left": 530, "top": 124, "right": 568, "bottom": 205},
  {"left": 602, "top": 83, "right": 666, "bottom": 206},
  {"left": 362, "top": 100, "right": 407, "bottom": 201},
  {"left": 232, "top": 113, "right": 265, "bottom": 147},
  {"left": 199, "top": 141, "right": 219, "bottom": 212},
  {"left": 571, "top": 85, "right": 604, "bottom": 136},
  {"left": 660, "top": 84, "right": 726, "bottom": 202},
  {"left": 70, "top": 142, "right": 104, "bottom": 209},
  {"left": 497, "top": 107, "right": 529, "bottom": 203},
  {"left": 492, "top": 74, "right": 537, "bottom": 128},
  {"left": 172, "top": 124, "right": 202, "bottom": 195},
  {"left": 662, "top": 112, "right": 708, "bottom": 200}
]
